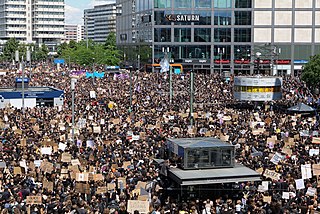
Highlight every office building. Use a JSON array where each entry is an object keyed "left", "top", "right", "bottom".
[
  {"left": 0, "top": 0, "right": 65, "bottom": 50},
  {"left": 116, "top": 0, "right": 320, "bottom": 75},
  {"left": 84, "top": 3, "right": 121, "bottom": 43},
  {"left": 63, "top": 24, "right": 83, "bottom": 43}
]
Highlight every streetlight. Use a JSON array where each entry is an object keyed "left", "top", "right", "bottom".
[
  {"left": 83, "top": 15, "right": 89, "bottom": 49},
  {"left": 15, "top": 50, "right": 30, "bottom": 114},
  {"left": 162, "top": 47, "right": 173, "bottom": 104},
  {"left": 129, "top": 66, "right": 133, "bottom": 112},
  {"left": 71, "top": 78, "right": 77, "bottom": 142},
  {"left": 256, "top": 52, "right": 262, "bottom": 75},
  {"left": 190, "top": 70, "right": 194, "bottom": 127},
  {"left": 218, "top": 47, "right": 225, "bottom": 76}
]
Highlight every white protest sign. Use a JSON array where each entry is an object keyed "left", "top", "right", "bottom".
[
  {"left": 306, "top": 187, "right": 317, "bottom": 196},
  {"left": 270, "top": 152, "right": 284, "bottom": 165},
  {"left": 40, "top": 147, "right": 52, "bottom": 155},
  {"left": 282, "top": 192, "right": 290, "bottom": 199},
  {"left": 132, "top": 135, "right": 140, "bottom": 141},
  {"left": 309, "top": 149, "right": 319, "bottom": 156},
  {"left": 295, "top": 179, "right": 305, "bottom": 190},
  {"left": 34, "top": 160, "right": 42, "bottom": 167},
  {"left": 263, "top": 169, "right": 281, "bottom": 180},
  {"left": 90, "top": 91, "right": 96, "bottom": 98},
  {"left": 127, "top": 200, "right": 149, "bottom": 214},
  {"left": 301, "top": 164, "right": 312, "bottom": 180},
  {"left": 58, "top": 142, "right": 67, "bottom": 151}
]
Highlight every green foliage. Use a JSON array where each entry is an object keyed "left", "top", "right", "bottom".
[
  {"left": 56, "top": 34, "right": 121, "bottom": 66},
  {"left": 3, "top": 38, "right": 20, "bottom": 61},
  {"left": 301, "top": 54, "right": 320, "bottom": 88}
]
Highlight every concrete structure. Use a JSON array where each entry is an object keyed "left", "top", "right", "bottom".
[
  {"left": 63, "top": 24, "right": 83, "bottom": 43},
  {"left": 116, "top": 0, "right": 320, "bottom": 75},
  {"left": 84, "top": 3, "right": 121, "bottom": 43},
  {"left": 0, "top": 0, "right": 65, "bottom": 50}
]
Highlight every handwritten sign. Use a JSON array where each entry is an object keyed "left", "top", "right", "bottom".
[
  {"left": 26, "top": 196, "right": 42, "bottom": 205},
  {"left": 313, "top": 164, "right": 320, "bottom": 175},
  {"left": 127, "top": 200, "right": 150, "bottom": 214},
  {"left": 312, "top": 137, "right": 320, "bottom": 144},
  {"left": 76, "top": 173, "right": 89, "bottom": 182},
  {"left": 263, "top": 169, "right": 280, "bottom": 180}
]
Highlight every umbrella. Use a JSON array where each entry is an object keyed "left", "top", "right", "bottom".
[{"left": 287, "top": 103, "right": 315, "bottom": 112}]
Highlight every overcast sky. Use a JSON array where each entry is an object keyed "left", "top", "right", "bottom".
[{"left": 65, "top": 0, "right": 116, "bottom": 25}]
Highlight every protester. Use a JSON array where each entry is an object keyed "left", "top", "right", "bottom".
[{"left": 0, "top": 63, "right": 319, "bottom": 214}]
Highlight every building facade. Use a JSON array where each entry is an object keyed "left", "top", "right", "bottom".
[
  {"left": 0, "top": 0, "right": 65, "bottom": 50},
  {"left": 116, "top": 0, "right": 320, "bottom": 75},
  {"left": 84, "top": 3, "right": 121, "bottom": 44},
  {"left": 62, "top": 24, "right": 83, "bottom": 43}
]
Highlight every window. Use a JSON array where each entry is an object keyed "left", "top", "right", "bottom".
[
  {"left": 194, "top": 11, "right": 211, "bottom": 25},
  {"left": 214, "top": 28, "right": 231, "bottom": 42},
  {"left": 154, "top": 28, "right": 171, "bottom": 42},
  {"left": 234, "top": 11, "right": 251, "bottom": 25},
  {"left": 172, "top": 45, "right": 211, "bottom": 59},
  {"left": 154, "top": 11, "right": 171, "bottom": 25},
  {"left": 235, "top": 0, "right": 252, "bottom": 8},
  {"left": 214, "top": 0, "right": 232, "bottom": 8},
  {"left": 174, "top": 28, "right": 191, "bottom": 42},
  {"left": 214, "top": 45, "right": 231, "bottom": 60},
  {"left": 195, "top": 0, "right": 211, "bottom": 8},
  {"left": 194, "top": 28, "right": 211, "bottom": 42},
  {"left": 234, "top": 28, "right": 251, "bottom": 42},
  {"left": 214, "top": 11, "right": 232, "bottom": 25},
  {"left": 174, "top": 0, "right": 192, "bottom": 8},
  {"left": 154, "top": 0, "right": 171, "bottom": 8}
]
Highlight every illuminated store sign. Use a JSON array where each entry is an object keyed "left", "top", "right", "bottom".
[{"left": 165, "top": 14, "right": 200, "bottom": 22}]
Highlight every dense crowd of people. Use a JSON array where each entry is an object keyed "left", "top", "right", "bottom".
[{"left": 0, "top": 63, "right": 319, "bottom": 214}]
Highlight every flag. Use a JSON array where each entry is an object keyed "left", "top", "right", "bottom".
[
  {"left": 86, "top": 72, "right": 94, "bottom": 78},
  {"left": 94, "top": 72, "right": 105, "bottom": 78}
]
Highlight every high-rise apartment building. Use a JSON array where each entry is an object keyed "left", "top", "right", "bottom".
[
  {"left": 116, "top": 0, "right": 320, "bottom": 75},
  {"left": 62, "top": 24, "right": 83, "bottom": 43},
  {"left": 84, "top": 3, "right": 121, "bottom": 43},
  {"left": 0, "top": 0, "right": 65, "bottom": 49}
]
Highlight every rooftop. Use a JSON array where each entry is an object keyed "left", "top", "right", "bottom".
[
  {"left": 168, "top": 137, "right": 232, "bottom": 148},
  {"left": 0, "top": 87, "right": 62, "bottom": 93}
]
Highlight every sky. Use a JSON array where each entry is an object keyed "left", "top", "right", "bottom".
[{"left": 65, "top": 0, "right": 116, "bottom": 25}]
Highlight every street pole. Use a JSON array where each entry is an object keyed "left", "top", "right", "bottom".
[
  {"left": 129, "top": 66, "right": 133, "bottom": 112},
  {"left": 169, "top": 64, "right": 173, "bottom": 104},
  {"left": 85, "top": 16, "right": 89, "bottom": 49},
  {"left": 21, "top": 56, "right": 25, "bottom": 114},
  {"left": 190, "top": 70, "right": 194, "bottom": 127},
  {"left": 71, "top": 78, "right": 76, "bottom": 142}
]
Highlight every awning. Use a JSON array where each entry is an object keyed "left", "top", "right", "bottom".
[{"left": 180, "top": 176, "right": 261, "bottom": 186}]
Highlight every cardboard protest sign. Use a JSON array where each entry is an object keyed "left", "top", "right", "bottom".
[
  {"left": 26, "top": 196, "right": 42, "bottom": 205},
  {"left": 263, "top": 169, "right": 280, "bottom": 180},
  {"left": 61, "top": 153, "right": 72, "bottom": 162},
  {"left": 313, "top": 164, "right": 320, "bottom": 175},
  {"left": 40, "top": 162, "right": 54, "bottom": 174},
  {"left": 14, "top": 167, "right": 22, "bottom": 175},
  {"left": 127, "top": 200, "right": 149, "bottom": 214},
  {"left": 301, "top": 164, "right": 312, "bottom": 180},
  {"left": 43, "top": 180, "right": 54, "bottom": 191},
  {"left": 122, "top": 161, "right": 131, "bottom": 169},
  {"left": 263, "top": 196, "right": 271, "bottom": 203},
  {"left": 71, "top": 159, "right": 81, "bottom": 166},
  {"left": 20, "top": 138, "right": 27, "bottom": 147},
  {"left": 76, "top": 173, "right": 89, "bottom": 182},
  {"left": 107, "top": 183, "right": 116, "bottom": 190},
  {"left": 75, "top": 183, "right": 90, "bottom": 194},
  {"left": 313, "top": 137, "right": 320, "bottom": 144},
  {"left": 138, "top": 195, "right": 149, "bottom": 201},
  {"left": 136, "top": 181, "right": 147, "bottom": 190},
  {"left": 96, "top": 186, "right": 107, "bottom": 194},
  {"left": 93, "top": 174, "right": 104, "bottom": 181}
]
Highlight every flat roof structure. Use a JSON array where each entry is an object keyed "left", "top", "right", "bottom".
[
  {"left": 168, "top": 164, "right": 261, "bottom": 186},
  {"left": 0, "top": 87, "right": 63, "bottom": 99},
  {"left": 169, "top": 137, "right": 231, "bottom": 148}
]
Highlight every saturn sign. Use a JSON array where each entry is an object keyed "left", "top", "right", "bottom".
[{"left": 165, "top": 14, "right": 200, "bottom": 22}]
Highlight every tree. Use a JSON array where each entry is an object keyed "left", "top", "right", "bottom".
[
  {"left": 301, "top": 54, "right": 320, "bottom": 89},
  {"left": 104, "top": 32, "right": 116, "bottom": 49},
  {"left": 3, "top": 38, "right": 20, "bottom": 61}
]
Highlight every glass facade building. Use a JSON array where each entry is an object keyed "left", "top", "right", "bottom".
[{"left": 116, "top": 0, "right": 320, "bottom": 75}]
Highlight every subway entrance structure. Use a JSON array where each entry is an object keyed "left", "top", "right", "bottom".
[{"left": 163, "top": 137, "right": 260, "bottom": 200}]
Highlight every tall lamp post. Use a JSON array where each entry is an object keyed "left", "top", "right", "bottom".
[
  {"left": 256, "top": 52, "right": 262, "bottom": 75},
  {"left": 162, "top": 47, "right": 173, "bottom": 104},
  {"left": 15, "top": 50, "right": 30, "bottom": 114},
  {"left": 218, "top": 47, "right": 225, "bottom": 76},
  {"left": 190, "top": 70, "right": 194, "bottom": 127},
  {"left": 129, "top": 66, "right": 133, "bottom": 112},
  {"left": 71, "top": 78, "right": 77, "bottom": 142}
]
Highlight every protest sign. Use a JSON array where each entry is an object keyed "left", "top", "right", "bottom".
[
  {"left": 263, "top": 169, "right": 280, "bottom": 180},
  {"left": 306, "top": 187, "right": 316, "bottom": 196},
  {"left": 309, "top": 149, "right": 319, "bottom": 156},
  {"left": 312, "top": 137, "right": 320, "bottom": 144},
  {"left": 270, "top": 152, "right": 284, "bottom": 165},
  {"left": 0, "top": 161, "right": 6, "bottom": 168},
  {"left": 93, "top": 174, "right": 104, "bottom": 181},
  {"left": 127, "top": 200, "right": 150, "bottom": 214},
  {"left": 61, "top": 153, "right": 72, "bottom": 162},
  {"left": 301, "top": 164, "right": 312, "bottom": 180},
  {"left": 96, "top": 186, "right": 107, "bottom": 194},
  {"left": 71, "top": 159, "right": 81, "bottom": 166},
  {"left": 40, "top": 147, "right": 52, "bottom": 155},
  {"left": 107, "top": 183, "right": 116, "bottom": 190},
  {"left": 43, "top": 180, "right": 54, "bottom": 191},
  {"left": 76, "top": 173, "right": 89, "bottom": 182},
  {"left": 58, "top": 142, "right": 67, "bottom": 151},
  {"left": 14, "top": 167, "right": 22, "bottom": 175},
  {"left": 282, "top": 192, "right": 290, "bottom": 199},
  {"left": 295, "top": 179, "right": 305, "bottom": 190},
  {"left": 263, "top": 196, "right": 271, "bottom": 203},
  {"left": 26, "top": 196, "right": 42, "bottom": 205},
  {"left": 313, "top": 164, "right": 320, "bottom": 175}
]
